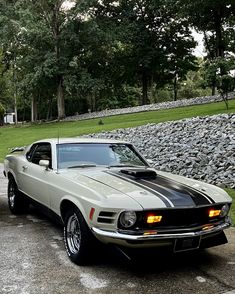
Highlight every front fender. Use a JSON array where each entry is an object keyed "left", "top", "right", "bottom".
[{"left": 60, "top": 194, "right": 94, "bottom": 226}]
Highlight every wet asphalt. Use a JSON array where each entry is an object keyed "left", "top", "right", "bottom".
[{"left": 0, "top": 164, "right": 235, "bottom": 294}]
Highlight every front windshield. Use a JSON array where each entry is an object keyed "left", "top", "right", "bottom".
[{"left": 57, "top": 143, "right": 147, "bottom": 169}]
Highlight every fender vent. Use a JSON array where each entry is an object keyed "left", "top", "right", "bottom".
[
  {"left": 97, "top": 211, "right": 116, "bottom": 224},
  {"left": 120, "top": 168, "right": 157, "bottom": 179}
]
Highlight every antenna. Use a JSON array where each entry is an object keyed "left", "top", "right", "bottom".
[{"left": 56, "top": 129, "right": 60, "bottom": 174}]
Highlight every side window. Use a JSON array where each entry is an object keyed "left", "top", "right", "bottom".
[
  {"left": 26, "top": 144, "right": 37, "bottom": 162},
  {"left": 28, "top": 143, "right": 52, "bottom": 168}
]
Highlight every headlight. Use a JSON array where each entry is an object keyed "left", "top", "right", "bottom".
[
  {"left": 220, "top": 204, "right": 230, "bottom": 217},
  {"left": 119, "top": 211, "right": 137, "bottom": 228}
]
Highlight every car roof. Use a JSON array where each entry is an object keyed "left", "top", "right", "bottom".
[{"left": 34, "top": 137, "right": 129, "bottom": 145}]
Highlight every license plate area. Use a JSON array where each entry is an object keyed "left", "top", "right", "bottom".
[{"left": 174, "top": 236, "right": 201, "bottom": 252}]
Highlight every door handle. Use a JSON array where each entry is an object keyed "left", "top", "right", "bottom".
[{"left": 22, "top": 165, "right": 28, "bottom": 171}]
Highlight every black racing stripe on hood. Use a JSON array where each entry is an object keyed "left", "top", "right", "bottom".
[
  {"left": 105, "top": 171, "right": 173, "bottom": 208},
  {"left": 157, "top": 174, "right": 215, "bottom": 204},
  {"left": 144, "top": 176, "right": 212, "bottom": 207},
  {"left": 106, "top": 170, "right": 212, "bottom": 207}
]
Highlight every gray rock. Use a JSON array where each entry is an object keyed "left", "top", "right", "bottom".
[{"left": 84, "top": 113, "right": 235, "bottom": 188}]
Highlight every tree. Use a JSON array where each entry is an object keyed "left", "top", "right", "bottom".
[
  {"left": 81, "top": 0, "right": 197, "bottom": 105},
  {"left": 0, "top": 0, "right": 83, "bottom": 120},
  {"left": 0, "top": 0, "right": 23, "bottom": 123},
  {"left": 181, "top": 0, "right": 235, "bottom": 105},
  {"left": 17, "top": 0, "right": 79, "bottom": 120},
  {"left": 0, "top": 102, "right": 5, "bottom": 125}
]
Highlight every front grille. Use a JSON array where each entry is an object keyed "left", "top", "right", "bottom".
[
  {"left": 97, "top": 211, "right": 116, "bottom": 224},
  {"left": 118, "top": 204, "right": 229, "bottom": 230}
]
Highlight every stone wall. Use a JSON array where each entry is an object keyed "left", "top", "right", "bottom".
[
  {"left": 85, "top": 113, "right": 235, "bottom": 188},
  {"left": 65, "top": 92, "right": 235, "bottom": 121}
]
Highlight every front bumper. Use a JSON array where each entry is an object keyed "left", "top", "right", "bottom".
[{"left": 91, "top": 219, "right": 231, "bottom": 249}]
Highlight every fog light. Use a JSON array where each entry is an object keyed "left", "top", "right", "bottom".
[
  {"left": 119, "top": 211, "right": 137, "bottom": 228},
  {"left": 147, "top": 215, "right": 162, "bottom": 224},
  {"left": 209, "top": 209, "right": 221, "bottom": 217}
]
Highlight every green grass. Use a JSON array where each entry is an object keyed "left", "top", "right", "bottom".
[
  {"left": 1, "top": 100, "right": 235, "bottom": 162},
  {"left": 225, "top": 189, "right": 235, "bottom": 226},
  {"left": 1, "top": 99, "right": 234, "bottom": 224}
]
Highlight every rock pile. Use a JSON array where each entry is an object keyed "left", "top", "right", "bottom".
[
  {"left": 65, "top": 92, "right": 234, "bottom": 121},
  {"left": 85, "top": 113, "right": 235, "bottom": 188}
]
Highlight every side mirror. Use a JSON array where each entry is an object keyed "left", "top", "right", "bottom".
[{"left": 39, "top": 159, "right": 50, "bottom": 170}]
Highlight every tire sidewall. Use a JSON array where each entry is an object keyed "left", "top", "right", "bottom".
[
  {"left": 63, "top": 207, "right": 94, "bottom": 265},
  {"left": 7, "top": 177, "right": 29, "bottom": 214},
  {"left": 8, "top": 178, "right": 18, "bottom": 213}
]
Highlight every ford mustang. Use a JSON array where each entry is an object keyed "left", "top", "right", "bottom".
[{"left": 3, "top": 138, "right": 232, "bottom": 265}]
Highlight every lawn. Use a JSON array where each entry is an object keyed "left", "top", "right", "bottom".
[
  {"left": 1, "top": 99, "right": 235, "bottom": 162},
  {"left": 1, "top": 99, "right": 234, "bottom": 224},
  {"left": 226, "top": 189, "right": 235, "bottom": 226}
]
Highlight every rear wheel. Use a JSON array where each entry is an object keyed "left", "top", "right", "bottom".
[
  {"left": 64, "top": 207, "right": 97, "bottom": 265},
  {"left": 8, "top": 177, "right": 29, "bottom": 214}
]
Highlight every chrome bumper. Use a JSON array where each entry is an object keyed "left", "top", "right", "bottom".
[{"left": 92, "top": 220, "right": 231, "bottom": 242}]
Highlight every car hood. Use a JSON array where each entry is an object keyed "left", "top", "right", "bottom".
[{"left": 60, "top": 167, "right": 232, "bottom": 210}]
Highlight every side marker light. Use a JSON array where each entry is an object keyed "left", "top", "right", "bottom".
[{"left": 89, "top": 208, "right": 95, "bottom": 220}]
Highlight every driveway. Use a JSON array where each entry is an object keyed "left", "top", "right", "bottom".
[{"left": 0, "top": 164, "right": 235, "bottom": 294}]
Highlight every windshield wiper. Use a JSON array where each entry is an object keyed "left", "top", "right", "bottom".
[
  {"left": 108, "top": 164, "right": 143, "bottom": 168},
  {"left": 68, "top": 164, "right": 97, "bottom": 168}
]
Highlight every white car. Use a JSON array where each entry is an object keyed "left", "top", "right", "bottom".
[{"left": 3, "top": 138, "right": 232, "bottom": 265}]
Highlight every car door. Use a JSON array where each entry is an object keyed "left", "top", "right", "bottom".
[{"left": 18, "top": 142, "right": 52, "bottom": 207}]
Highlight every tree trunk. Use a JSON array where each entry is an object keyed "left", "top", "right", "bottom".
[
  {"left": 173, "top": 74, "right": 178, "bottom": 101},
  {"left": 31, "top": 96, "right": 38, "bottom": 122},
  {"left": 214, "top": 9, "right": 224, "bottom": 58},
  {"left": 142, "top": 71, "right": 149, "bottom": 105},
  {"left": 220, "top": 91, "right": 229, "bottom": 110},
  {"left": 211, "top": 84, "right": 216, "bottom": 96},
  {"left": 14, "top": 90, "right": 18, "bottom": 125},
  {"left": 52, "top": 3, "right": 65, "bottom": 119},
  {"left": 46, "top": 97, "right": 53, "bottom": 120},
  {"left": 57, "top": 76, "right": 65, "bottom": 120}
]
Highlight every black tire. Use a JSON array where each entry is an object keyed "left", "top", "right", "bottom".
[
  {"left": 8, "top": 177, "right": 29, "bottom": 214},
  {"left": 64, "top": 207, "right": 97, "bottom": 265}
]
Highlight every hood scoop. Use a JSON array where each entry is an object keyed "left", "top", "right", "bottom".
[{"left": 120, "top": 168, "right": 157, "bottom": 179}]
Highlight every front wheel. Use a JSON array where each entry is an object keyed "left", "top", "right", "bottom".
[
  {"left": 8, "top": 177, "right": 29, "bottom": 214},
  {"left": 64, "top": 207, "right": 97, "bottom": 265}
]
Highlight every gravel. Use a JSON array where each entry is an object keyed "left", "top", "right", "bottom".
[
  {"left": 64, "top": 92, "right": 235, "bottom": 121},
  {"left": 84, "top": 113, "right": 235, "bottom": 188}
]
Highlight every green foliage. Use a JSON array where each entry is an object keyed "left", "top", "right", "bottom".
[
  {"left": 178, "top": 63, "right": 212, "bottom": 99},
  {"left": 98, "top": 119, "right": 104, "bottom": 125},
  {"left": 180, "top": 0, "right": 235, "bottom": 105},
  {"left": 0, "top": 102, "right": 5, "bottom": 125},
  {"left": 225, "top": 188, "right": 235, "bottom": 225},
  {"left": 0, "top": 99, "right": 235, "bottom": 162},
  {"left": 0, "top": 0, "right": 234, "bottom": 120}
]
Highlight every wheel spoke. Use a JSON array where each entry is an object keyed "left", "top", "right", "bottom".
[
  {"left": 9, "top": 183, "right": 15, "bottom": 208},
  {"left": 66, "top": 213, "right": 81, "bottom": 254}
]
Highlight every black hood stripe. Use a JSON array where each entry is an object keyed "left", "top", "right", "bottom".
[
  {"left": 142, "top": 177, "right": 210, "bottom": 207},
  {"left": 106, "top": 170, "right": 213, "bottom": 207},
  {"left": 157, "top": 174, "right": 214, "bottom": 204},
  {"left": 141, "top": 179, "right": 197, "bottom": 207},
  {"left": 105, "top": 171, "right": 173, "bottom": 207}
]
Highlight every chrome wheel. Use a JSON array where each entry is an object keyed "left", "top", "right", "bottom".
[
  {"left": 9, "top": 182, "right": 16, "bottom": 209},
  {"left": 7, "top": 178, "right": 29, "bottom": 214},
  {"left": 66, "top": 213, "right": 81, "bottom": 254}
]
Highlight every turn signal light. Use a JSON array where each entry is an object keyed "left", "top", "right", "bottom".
[
  {"left": 89, "top": 208, "right": 95, "bottom": 220},
  {"left": 147, "top": 215, "right": 162, "bottom": 224},
  {"left": 209, "top": 209, "right": 221, "bottom": 217}
]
